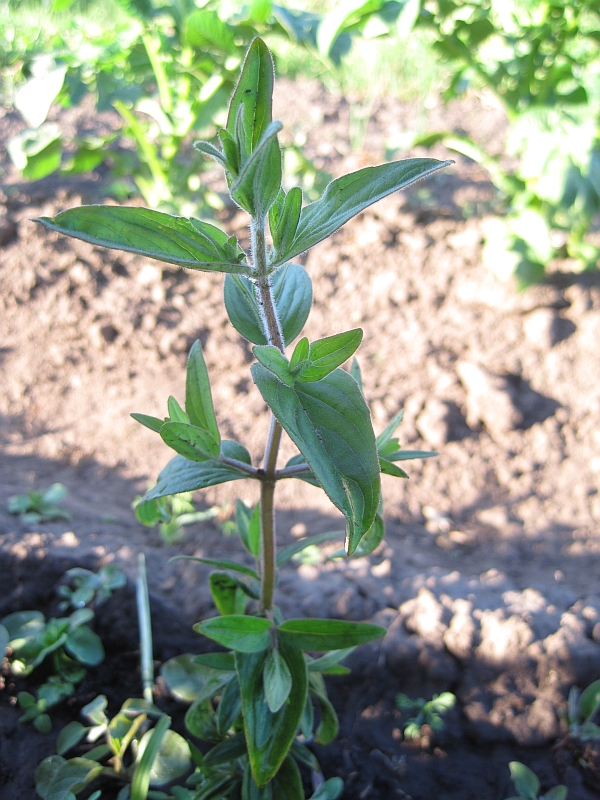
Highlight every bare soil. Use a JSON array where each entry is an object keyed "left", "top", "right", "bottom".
[{"left": 1, "top": 79, "right": 600, "bottom": 800}]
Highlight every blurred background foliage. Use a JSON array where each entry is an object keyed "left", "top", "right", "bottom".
[{"left": 1, "top": 0, "right": 599, "bottom": 286}]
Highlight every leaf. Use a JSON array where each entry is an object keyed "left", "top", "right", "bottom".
[
  {"left": 56, "top": 721, "right": 88, "bottom": 755},
  {"left": 352, "top": 512, "right": 385, "bottom": 557},
  {"left": 278, "top": 619, "right": 385, "bottom": 651},
  {"left": 236, "top": 638, "right": 307, "bottom": 786},
  {"left": 138, "top": 728, "right": 191, "bottom": 786},
  {"left": 64, "top": 626, "right": 104, "bottom": 666},
  {"left": 271, "top": 158, "right": 452, "bottom": 268},
  {"left": 161, "top": 655, "right": 232, "bottom": 704},
  {"left": 131, "top": 413, "right": 164, "bottom": 433},
  {"left": 307, "top": 648, "right": 355, "bottom": 673},
  {"left": 217, "top": 675, "right": 242, "bottom": 735},
  {"left": 276, "top": 531, "right": 344, "bottom": 566},
  {"left": 185, "top": 9, "right": 237, "bottom": 52},
  {"left": 509, "top": 762, "right": 539, "bottom": 800},
  {"left": 544, "top": 787, "right": 567, "bottom": 800},
  {"left": 376, "top": 410, "right": 404, "bottom": 449},
  {"left": 35, "top": 755, "right": 103, "bottom": 800},
  {"left": 270, "top": 186, "right": 302, "bottom": 256},
  {"left": 309, "top": 777, "right": 344, "bottom": 800},
  {"left": 209, "top": 572, "right": 250, "bottom": 616},
  {"left": 195, "top": 616, "right": 272, "bottom": 653},
  {"left": 349, "top": 357, "right": 363, "bottom": 392},
  {"left": 171, "top": 556, "right": 258, "bottom": 580},
  {"left": 185, "top": 341, "right": 220, "bottom": 445},
  {"left": 296, "top": 329, "right": 363, "bottom": 382},
  {"left": 160, "top": 422, "right": 220, "bottom": 461},
  {"left": 131, "top": 715, "right": 170, "bottom": 800},
  {"left": 202, "top": 733, "right": 247, "bottom": 766},
  {"left": 230, "top": 121, "right": 282, "bottom": 218},
  {"left": 2, "top": 610, "right": 45, "bottom": 643},
  {"left": 193, "top": 652, "right": 236, "bottom": 671},
  {"left": 385, "top": 449, "right": 437, "bottom": 462},
  {"left": 263, "top": 648, "right": 292, "bottom": 712},
  {"left": 226, "top": 38, "right": 275, "bottom": 161},
  {"left": 185, "top": 699, "right": 220, "bottom": 741},
  {"left": 251, "top": 365, "right": 380, "bottom": 554},
  {"left": 308, "top": 673, "right": 338, "bottom": 745},
  {"left": 242, "top": 761, "right": 272, "bottom": 800},
  {"left": 167, "top": 396, "right": 188, "bottom": 423},
  {"left": 143, "top": 443, "right": 252, "bottom": 501},
  {"left": 270, "top": 755, "right": 304, "bottom": 799},
  {"left": 289, "top": 337, "right": 309, "bottom": 371},
  {"left": 379, "top": 458, "right": 409, "bottom": 479},
  {"left": 35, "top": 207, "right": 248, "bottom": 275},
  {"left": 253, "top": 345, "right": 295, "bottom": 386},
  {"left": 224, "top": 263, "right": 312, "bottom": 346},
  {"left": 578, "top": 679, "right": 600, "bottom": 721}
]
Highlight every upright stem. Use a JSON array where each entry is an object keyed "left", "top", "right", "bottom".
[{"left": 252, "top": 220, "right": 284, "bottom": 615}]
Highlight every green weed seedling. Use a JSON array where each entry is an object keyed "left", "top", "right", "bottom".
[
  {"left": 7, "top": 483, "right": 71, "bottom": 524},
  {"left": 566, "top": 679, "right": 600, "bottom": 742},
  {"left": 396, "top": 691, "right": 456, "bottom": 741},
  {"left": 135, "top": 492, "right": 219, "bottom": 545},
  {"left": 36, "top": 37, "right": 448, "bottom": 798},
  {"left": 58, "top": 565, "right": 127, "bottom": 612},
  {"left": 504, "top": 762, "right": 567, "bottom": 800}
]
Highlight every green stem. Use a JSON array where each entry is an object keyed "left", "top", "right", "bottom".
[{"left": 252, "top": 220, "right": 284, "bottom": 615}]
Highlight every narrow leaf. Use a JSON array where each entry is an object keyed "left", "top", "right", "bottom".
[
  {"left": 271, "top": 755, "right": 304, "bottom": 799},
  {"left": 349, "top": 357, "right": 363, "bottom": 392},
  {"left": 236, "top": 639, "right": 307, "bottom": 787},
  {"left": 160, "top": 422, "right": 220, "bottom": 461},
  {"left": 186, "top": 341, "right": 220, "bottom": 444},
  {"left": 167, "top": 396, "right": 188, "bottom": 423},
  {"left": 376, "top": 410, "right": 404, "bottom": 449},
  {"left": 131, "top": 413, "right": 164, "bottom": 433},
  {"left": 202, "top": 733, "right": 246, "bottom": 767},
  {"left": 272, "top": 158, "right": 452, "bottom": 268},
  {"left": 231, "top": 121, "right": 282, "bottom": 218},
  {"left": 253, "top": 346, "right": 294, "bottom": 386},
  {"left": 298, "top": 329, "right": 363, "bottom": 382},
  {"left": 195, "top": 616, "right": 272, "bottom": 653},
  {"left": 379, "top": 458, "right": 409, "bottom": 479},
  {"left": 289, "top": 337, "right": 309, "bottom": 372},
  {"left": 386, "top": 449, "right": 437, "bottom": 462},
  {"left": 278, "top": 619, "right": 385, "bottom": 651},
  {"left": 36, "top": 207, "right": 249, "bottom": 274},
  {"left": 131, "top": 715, "right": 171, "bottom": 800},
  {"left": 193, "top": 653, "right": 236, "bottom": 671},
  {"left": 251, "top": 365, "right": 380, "bottom": 554},
  {"left": 217, "top": 675, "right": 242, "bottom": 735},
  {"left": 270, "top": 185, "right": 302, "bottom": 255},
  {"left": 277, "top": 531, "right": 344, "bottom": 566},
  {"left": 263, "top": 649, "right": 292, "bottom": 712},
  {"left": 171, "top": 556, "right": 258, "bottom": 580}
]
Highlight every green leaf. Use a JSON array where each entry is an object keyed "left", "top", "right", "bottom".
[
  {"left": 296, "top": 329, "right": 363, "bottom": 382},
  {"left": 270, "top": 186, "right": 302, "bottom": 256},
  {"left": 230, "top": 121, "right": 282, "bottom": 218},
  {"left": 131, "top": 715, "right": 170, "bottom": 800},
  {"left": 352, "top": 512, "right": 385, "bottom": 557},
  {"left": 64, "top": 626, "right": 104, "bottom": 666},
  {"left": 289, "top": 337, "right": 309, "bottom": 372},
  {"left": 227, "top": 38, "right": 275, "bottom": 161},
  {"left": 195, "top": 616, "right": 272, "bottom": 653},
  {"left": 185, "top": 9, "right": 237, "bottom": 52},
  {"left": 270, "top": 755, "right": 304, "bottom": 799},
  {"left": 209, "top": 572, "right": 250, "bottom": 616},
  {"left": 2, "top": 610, "right": 45, "bottom": 644},
  {"left": 160, "top": 422, "right": 220, "bottom": 462},
  {"left": 300, "top": 690, "right": 314, "bottom": 739},
  {"left": 379, "top": 458, "right": 409, "bottom": 479},
  {"left": 35, "top": 755, "right": 103, "bottom": 800},
  {"left": 161, "top": 654, "right": 232, "bottom": 704},
  {"left": 193, "top": 652, "right": 236, "bottom": 671},
  {"left": 251, "top": 365, "right": 380, "bottom": 554},
  {"left": 349, "top": 357, "right": 363, "bottom": 392},
  {"left": 509, "top": 762, "right": 540, "bottom": 800},
  {"left": 131, "top": 413, "right": 164, "bottom": 433},
  {"left": 309, "top": 778, "right": 344, "bottom": 800},
  {"left": 278, "top": 619, "right": 385, "bottom": 651},
  {"left": 185, "top": 699, "right": 220, "bottom": 741},
  {"left": 138, "top": 728, "right": 191, "bottom": 787},
  {"left": 143, "top": 443, "right": 252, "bottom": 501},
  {"left": 376, "top": 410, "right": 404, "bottom": 449},
  {"left": 385, "top": 449, "right": 437, "bottom": 462},
  {"left": 171, "top": 556, "right": 258, "bottom": 580},
  {"left": 242, "top": 761, "right": 272, "bottom": 800},
  {"left": 578, "top": 679, "right": 600, "bottom": 721},
  {"left": 277, "top": 531, "right": 344, "bottom": 566},
  {"left": 186, "top": 341, "right": 220, "bottom": 444},
  {"left": 263, "top": 648, "right": 292, "bottom": 713},
  {"left": 167, "top": 396, "right": 188, "bottom": 423},
  {"left": 224, "top": 263, "right": 312, "bottom": 346},
  {"left": 309, "top": 673, "right": 338, "bottom": 745},
  {"left": 56, "top": 721, "right": 88, "bottom": 755},
  {"left": 35, "top": 208, "right": 248, "bottom": 275},
  {"left": 253, "top": 346, "right": 295, "bottom": 386},
  {"left": 202, "top": 733, "right": 247, "bottom": 766},
  {"left": 236, "top": 638, "right": 307, "bottom": 786},
  {"left": 217, "top": 675, "right": 242, "bottom": 735},
  {"left": 272, "top": 158, "right": 452, "bottom": 268},
  {"left": 307, "top": 648, "right": 355, "bottom": 673},
  {"left": 544, "top": 787, "right": 568, "bottom": 800}
]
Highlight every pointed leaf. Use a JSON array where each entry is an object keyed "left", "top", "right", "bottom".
[
  {"left": 242, "top": 762, "right": 272, "bottom": 800},
  {"left": 227, "top": 38, "right": 275, "bottom": 160},
  {"left": 202, "top": 733, "right": 247, "bottom": 767},
  {"left": 224, "top": 263, "right": 312, "bottom": 346},
  {"left": 578, "top": 679, "right": 600, "bottom": 721},
  {"left": 209, "top": 572, "right": 250, "bottom": 616},
  {"left": 131, "top": 413, "right": 164, "bottom": 433},
  {"left": 386, "top": 449, "right": 437, "bottom": 462},
  {"left": 379, "top": 458, "right": 409, "bottom": 479},
  {"left": 160, "top": 422, "right": 220, "bottom": 461},
  {"left": 350, "top": 357, "right": 363, "bottom": 392},
  {"left": 272, "top": 158, "right": 452, "bottom": 268},
  {"left": 236, "top": 638, "right": 307, "bottom": 786},
  {"left": 309, "top": 777, "right": 344, "bottom": 800},
  {"left": 307, "top": 648, "right": 355, "bottom": 673},
  {"left": 297, "top": 329, "right": 363, "bottom": 382},
  {"left": 509, "top": 762, "right": 539, "bottom": 800},
  {"left": 193, "top": 140, "right": 227, "bottom": 167},
  {"left": 251, "top": 365, "right": 380, "bottom": 554},
  {"left": 131, "top": 715, "right": 170, "bottom": 800},
  {"left": 167, "top": 396, "right": 188, "bottom": 423},
  {"left": 277, "top": 531, "right": 344, "bottom": 566},
  {"left": 278, "top": 619, "right": 385, "bottom": 651},
  {"left": 172, "top": 556, "right": 258, "bottom": 580},
  {"left": 195, "top": 616, "right": 272, "bottom": 653},
  {"left": 185, "top": 699, "right": 220, "bottom": 741},
  {"left": 253, "top": 346, "right": 294, "bottom": 385},
  {"left": 376, "top": 410, "right": 404, "bottom": 449},
  {"left": 263, "top": 649, "right": 292, "bottom": 713},
  {"left": 193, "top": 652, "right": 236, "bottom": 671},
  {"left": 289, "top": 337, "right": 309, "bottom": 372},
  {"left": 217, "top": 675, "right": 242, "bottom": 735},
  {"left": 143, "top": 444, "right": 252, "bottom": 501},
  {"left": 352, "top": 512, "right": 385, "bottom": 557},
  {"left": 35, "top": 207, "right": 248, "bottom": 274},
  {"left": 186, "top": 341, "right": 220, "bottom": 444},
  {"left": 271, "top": 755, "right": 304, "bottom": 799},
  {"left": 231, "top": 121, "right": 282, "bottom": 218},
  {"left": 270, "top": 186, "right": 302, "bottom": 256}
]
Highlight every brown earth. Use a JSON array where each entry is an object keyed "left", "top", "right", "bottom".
[{"left": 1, "top": 78, "right": 600, "bottom": 800}]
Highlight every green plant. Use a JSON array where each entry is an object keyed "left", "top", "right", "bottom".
[
  {"left": 395, "top": 691, "right": 456, "bottom": 740},
  {"left": 566, "top": 679, "right": 600, "bottom": 742},
  {"left": 504, "top": 762, "right": 567, "bottom": 800},
  {"left": 35, "top": 37, "right": 448, "bottom": 797},
  {"left": 410, "top": 0, "right": 600, "bottom": 287},
  {"left": 135, "top": 491, "right": 219, "bottom": 545},
  {"left": 57, "top": 565, "right": 127, "bottom": 611},
  {"left": 7, "top": 482, "right": 71, "bottom": 524},
  {"left": 35, "top": 555, "right": 194, "bottom": 799}
]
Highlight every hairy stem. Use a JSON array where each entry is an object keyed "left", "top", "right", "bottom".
[{"left": 252, "top": 220, "right": 284, "bottom": 614}]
